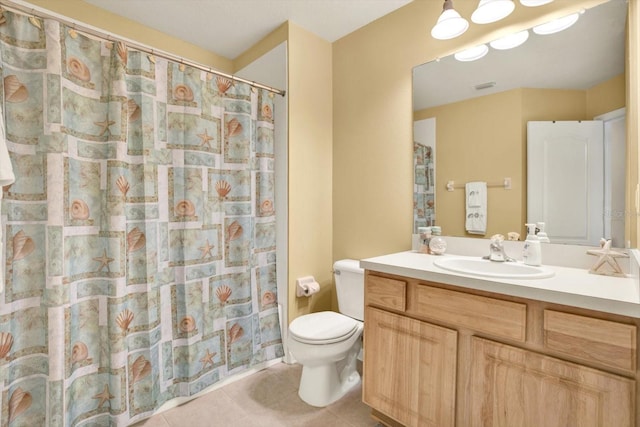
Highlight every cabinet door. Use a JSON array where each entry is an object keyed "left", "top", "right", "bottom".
[
  {"left": 363, "top": 307, "right": 457, "bottom": 427},
  {"left": 470, "top": 337, "right": 635, "bottom": 427}
]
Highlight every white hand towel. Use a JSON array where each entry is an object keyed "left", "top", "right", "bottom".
[
  {"left": 465, "top": 181, "right": 487, "bottom": 235},
  {"left": 0, "top": 106, "right": 15, "bottom": 294}
]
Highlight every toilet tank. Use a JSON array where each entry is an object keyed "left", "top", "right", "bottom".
[{"left": 334, "top": 259, "right": 364, "bottom": 321}]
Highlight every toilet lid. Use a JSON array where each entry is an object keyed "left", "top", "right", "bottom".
[{"left": 289, "top": 311, "right": 360, "bottom": 344}]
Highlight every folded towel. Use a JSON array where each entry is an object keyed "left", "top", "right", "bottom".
[
  {"left": 465, "top": 182, "right": 487, "bottom": 235},
  {"left": 0, "top": 107, "right": 15, "bottom": 294}
]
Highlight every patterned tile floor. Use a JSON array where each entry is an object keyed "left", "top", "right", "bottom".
[{"left": 133, "top": 362, "right": 381, "bottom": 427}]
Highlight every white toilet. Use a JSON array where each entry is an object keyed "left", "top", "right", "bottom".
[{"left": 287, "top": 259, "right": 364, "bottom": 407}]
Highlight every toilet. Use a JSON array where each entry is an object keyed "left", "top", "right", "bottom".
[{"left": 287, "top": 259, "right": 364, "bottom": 407}]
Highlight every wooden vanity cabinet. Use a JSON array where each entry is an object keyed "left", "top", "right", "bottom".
[
  {"left": 362, "top": 270, "right": 639, "bottom": 427},
  {"left": 364, "top": 306, "right": 457, "bottom": 427}
]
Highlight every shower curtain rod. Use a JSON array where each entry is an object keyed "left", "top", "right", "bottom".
[{"left": 0, "top": 0, "right": 286, "bottom": 97}]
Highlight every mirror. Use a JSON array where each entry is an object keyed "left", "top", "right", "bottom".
[{"left": 412, "top": 0, "right": 627, "bottom": 245}]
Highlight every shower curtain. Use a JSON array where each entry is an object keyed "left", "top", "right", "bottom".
[{"left": 0, "top": 9, "right": 283, "bottom": 426}]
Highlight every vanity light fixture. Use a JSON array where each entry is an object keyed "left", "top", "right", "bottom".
[
  {"left": 454, "top": 44, "right": 489, "bottom": 62},
  {"left": 431, "top": 0, "right": 469, "bottom": 40},
  {"left": 471, "top": 0, "right": 515, "bottom": 24},
  {"left": 519, "top": 0, "right": 553, "bottom": 6},
  {"left": 532, "top": 11, "right": 580, "bottom": 35},
  {"left": 489, "top": 29, "right": 529, "bottom": 50}
]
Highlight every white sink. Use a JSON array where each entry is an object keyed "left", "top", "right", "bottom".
[{"left": 433, "top": 257, "right": 555, "bottom": 280}]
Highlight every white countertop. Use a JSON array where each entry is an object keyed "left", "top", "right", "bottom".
[{"left": 361, "top": 251, "right": 640, "bottom": 318}]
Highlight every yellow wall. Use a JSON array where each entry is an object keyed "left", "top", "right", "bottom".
[
  {"left": 232, "top": 22, "right": 335, "bottom": 322},
  {"left": 286, "top": 23, "right": 334, "bottom": 321},
  {"left": 333, "top": 0, "right": 611, "bottom": 261},
  {"left": 415, "top": 90, "right": 523, "bottom": 238},
  {"left": 412, "top": 75, "right": 624, "bottom": 239},
  {"left": 586, "top": 73, "right": 626, "bottom": 118},
  {"left": 414, "top": 87, "right": 591, "bottom": 238},
  {"left": 233, "top": 23, "right": 289, "bottom": 72},
  {"left": 230, "top": 21, "right": 336, "bottom": 322}
]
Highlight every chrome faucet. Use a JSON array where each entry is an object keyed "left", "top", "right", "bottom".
[{"left": 484, "top": 237, "right": 515, "bottom": 262}]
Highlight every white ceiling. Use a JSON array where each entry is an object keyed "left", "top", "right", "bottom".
[
  {"left": 413, "top": 0, "right": 626, "bottom": 111},
  {"left": 83, "top": 0, "right": 413, "bottom": 60}
]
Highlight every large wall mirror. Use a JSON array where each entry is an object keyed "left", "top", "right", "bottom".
[{"left": 412, "top": 0, "right": 627, "bottom": 246}]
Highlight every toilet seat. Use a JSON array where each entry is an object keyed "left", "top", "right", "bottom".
[{"left": 289, "top": 311, "right": 360, "bottom": 344}]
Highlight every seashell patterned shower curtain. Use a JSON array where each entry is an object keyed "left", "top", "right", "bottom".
[{"left": 0, "top": 10, "right": 283, "bottom": 426}]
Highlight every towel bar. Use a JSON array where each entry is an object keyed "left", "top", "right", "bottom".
[{"left": 446, "top": 177, "right": 511, "bottom": 192}]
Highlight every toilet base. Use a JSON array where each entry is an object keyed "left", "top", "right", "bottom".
[{"left": 298, "top": 339, "right": 361, "bottom": 407}]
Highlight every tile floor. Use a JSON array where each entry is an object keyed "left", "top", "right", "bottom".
[{"left": 133, "top": 362, "right": 380, "bottom": 427}]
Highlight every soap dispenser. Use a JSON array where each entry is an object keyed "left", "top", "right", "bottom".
[
  {"left": 523, "top": 223, "right": 542, "bottom": 266},
  {"left": 536, "top": 222, "right": 550, "bottom": 243}
]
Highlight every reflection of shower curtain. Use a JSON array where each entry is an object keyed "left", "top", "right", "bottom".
[
  {"left": 0, "top": 10, "right": 282, "bottom": 426},
  {"left": 413, "top": 142, "right": 435, "bottom": 232}
]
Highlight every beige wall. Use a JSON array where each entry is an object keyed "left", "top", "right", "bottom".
[
  {"left": 233, "top": 22, "right": 335, "bottom": 322},
  {"left": 286, "top": 23, "right": 334, "bottom": 321},
  {"left": 416, "top": 89, "right": 524, "bottom": 238},
  {"left": 333, "top": 0, "right": 612, "bottom": 261},
  {"left": 586, "top": 73, "right": 626, "bottom": 118},
  {"left": 414, "top": 87, "right": 594, "bottom": 238},
  {"left": 412, "top": 76, "right": 625, "bottom": 239}
]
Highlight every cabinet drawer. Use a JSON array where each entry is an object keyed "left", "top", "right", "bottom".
[
  {"left": 366, "top": 275, "right": 406, "bottom": 312},
  {"left": 544, "top": 310, "right": 637, "bottom": 373},
  {"left": 414, "top": 284, "right": 526, "bottom": 342}
]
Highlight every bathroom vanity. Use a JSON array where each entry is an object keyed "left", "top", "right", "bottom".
[{"left": 360, "top": 251, "right": 640, "bottom": 427}]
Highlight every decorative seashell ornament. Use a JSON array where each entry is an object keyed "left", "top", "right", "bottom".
[
  {"left": 116, "top": 176, "right": 130, "bottom": 198},
  {"left": 173, "top": 84, "right": 194, "bottom": 102},
  {"left": 260, "top": 200, "right": 274, "bottom": 215},
  {"left": 116, "top": 41, "right": 127, "bottom": 65},
  {"left": 262, "top": 291, "right": 276, "bottom": 306},
  {"left": 227, "top": 118, "right": 242, "bottom": 137},
  {"left": 131, "top": 355, "right": 151, "bottom": 383},
  {"left": 8, "top": 387, "right": 32, "bottom": 422},
  {"left": 216, "top": 76, "right": 233, "bottom": 94},
  {"left": 0, "top": 332, "right": 14, "bottom": 360},
  {"left": 4, "top": 75, "right": 28, "bottom": 103},
  {"left": 175, "top": 199, "right": 195, "bottom": 217},
  {"left": 67, "top": 56, "right": 91, "bottom": 82},
  {"left": 28, "top": 16, "right": 42, "bottom": 29},
  {"left": 71, "top": 342, "right": 90, "bottom": 363},
  {"left": 179, "top": 315, "right": 197, "bottom": 333},
  {"left": 215, "top": 285, "right": 232, "bottom": 304},
  {"left": 226, "top": 221, "right": 243, "bottom": 242},
  {"left": 261, "top": 104, "right": 273, "bottom": 120},
  {"left": 116, "top": 309, "right": 134, "bottom": 334},
  {"left": 215, "top": 180, "right": 231, "bottom": 198},
  {"left": 228, "top": 323, "right": 244, "bottom": 344},
  {"left": 127, "top": 227, "right": 146, "bottom": 252},
  {"left": 12, "top": 230, "right": 35, "bottom": 261},
  {"left": 70, "top": 199, "right": 90, "bottom": 220},
  {"left": 127, "top": 99, "right": 141, "bottom": 121}
]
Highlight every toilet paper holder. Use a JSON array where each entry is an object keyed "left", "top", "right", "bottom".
[{"left": 296, "top": 276, "right": 320, "bottom": 297}]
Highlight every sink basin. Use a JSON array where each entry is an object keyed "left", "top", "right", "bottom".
[{"left": 433, "top": 257, "right": 555, "bottom": 280}]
